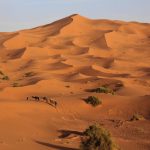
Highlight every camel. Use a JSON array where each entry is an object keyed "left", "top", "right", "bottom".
[
  {"left": 42, "top": 97, "right": 49, "bottom": 103},
  {"left": 26, "top": 96, "right": 58, "bottom": 108},
  {"left": 49, "top": 98, "right": 58, "bottom": 108},
  {"left": 32, "top": 96, "right": 40, "bottom": 101}
]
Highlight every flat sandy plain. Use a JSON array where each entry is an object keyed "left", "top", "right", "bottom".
[{"left": 0, "top": 14, "right": 150, "bottom": 150}]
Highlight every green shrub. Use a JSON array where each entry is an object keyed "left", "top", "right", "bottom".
[
  {"left": 85, "top": 96, "right": 102, "bottom": 107},
  {"left": 2, "top": 76, "right": 9, "bottom": 80},
  {"left": 93, "top": 87, "right": 114, "bottom": 95},
  {"left": 80, "top": 124, "right": 117, "bottom": 150},
  {"left": 130, "top": 114, "right": 145, "bottom": 121}
]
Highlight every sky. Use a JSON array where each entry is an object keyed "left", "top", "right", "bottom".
[{"left": 0, "top": 0, "right": 150, "bottom": 32}]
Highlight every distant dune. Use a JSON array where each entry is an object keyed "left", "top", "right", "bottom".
[{"left": 0, "top": 14, "right": 150, "bottom": 150}]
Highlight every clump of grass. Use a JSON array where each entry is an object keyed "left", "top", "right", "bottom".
[
  {"left": 93, "top": 87, "right": 115, "bottom": 95},
  {"left": 2, "top": 75, "right": 9, "bottom": 80},
  {"left": 12, "top": 82, "right": 20, "bottom": 87},
  {"left": 130, "top": 114, "right": 145, "bottom": 121},
  {"left": 85, "top": 96, "right": 102, "bottom": 107},
  {"left": 24, "top": 72, "right": 35, "bottom": 77},
  {"left": 0, "top": 70, "right": 9, "bottom": 80},
  {"left": 80, "top": 124, "right": 118, "bottom": 150}
]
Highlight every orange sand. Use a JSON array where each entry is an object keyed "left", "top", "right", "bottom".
[{"left": 0, "top": 14, "right": 150, "bottom": 150}]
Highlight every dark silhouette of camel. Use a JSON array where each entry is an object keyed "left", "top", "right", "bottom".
[
  {"left": 49, "top": 99, "right": 58, "bottom": 108},
  {"left": 32, "top": 96, "right": 40, "bottom": 101},
  {"left": 26, "top": 96, "right": 58, "bottom": 108},
  {"left": 26, "top": 96, "right": 40, "bottom": 101},
  {"left": 42, "top": 96, "right": 49, "bottom": 103}
]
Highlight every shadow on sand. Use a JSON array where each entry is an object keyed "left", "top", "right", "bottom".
[
  {"left": 58, "top": 129, "right": 83, "bottom": 138},
  {"left": 35, "top": 140, "right": 79, "bottom": 150}
]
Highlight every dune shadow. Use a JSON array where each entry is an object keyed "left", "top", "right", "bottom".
[
  {"left": 7, "top": 47, "right": 26, "bottom": 59},
  {"left": 35, "top": 140, "right": 79, "bottom": 150},
  {"left": 58, "top": 129, "right": 83, "bottom": 138},
  {"left": 85, "top": 88, "right": 95, "bottom": 92}
]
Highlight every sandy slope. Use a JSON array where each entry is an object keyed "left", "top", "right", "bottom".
[{"left": 0, "top": 14, "right": 150, "bottom": 150}]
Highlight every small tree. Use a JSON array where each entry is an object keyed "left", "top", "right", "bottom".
[
  {"left": 85, "top": 96, "right": 102, "bottom": 107},
  {"left": 80, "top": 124, "right": 117, "bottom": 150}
]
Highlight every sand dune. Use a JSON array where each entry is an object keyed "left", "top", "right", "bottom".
[{"left": 0, "top": 14, "right": 150, "bottom": 150}]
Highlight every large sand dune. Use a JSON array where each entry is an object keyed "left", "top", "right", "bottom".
[{"left": 0, "top": 14, "right": 150, "bottom": 150}]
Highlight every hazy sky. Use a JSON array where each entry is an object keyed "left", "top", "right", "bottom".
[{"left": 0, "top": 0, "right": 150, "bottom": 31}]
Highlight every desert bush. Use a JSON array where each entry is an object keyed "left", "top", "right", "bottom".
[
  {"left": 0, "top": 71, "right": 9, "bottom": 80},
  {"left": 85, "top": 96, "right": 102, "bottom": 107},
  {"left": 130, "top": 114, "right": 145, "bottom": 121},
  {"left": 12, "top": 82, "right": 19, "bottom": 87},
  {"left": 80, "top": 124, "right": 117, "bottom": 150},
  {"left": 2, "top": 75, "right": 9, "bottom": 80},
  {"left": 93, "top": 87, "right": 114, "bottom": 95},
  {"left": 24, "top": 72, "right": 35, "bottom": 77}
]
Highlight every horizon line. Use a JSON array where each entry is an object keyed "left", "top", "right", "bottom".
[{"left": 0, "top": 14, "right": 149, "bottom": 33}]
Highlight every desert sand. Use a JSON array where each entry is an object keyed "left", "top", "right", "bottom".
[{"left": 0, "top": 14, "right": 150, "bottom": 150}]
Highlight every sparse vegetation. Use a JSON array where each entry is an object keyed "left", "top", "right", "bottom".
[
  {"left": 2, "top": 75, "right": 9, "bottom": 80},
  {"left": 80, "top": 124, "right": 118, "bottom": 150},
  {"left": 93, "top": 86, "right": 114, "bottom": 95},
  {"left": 24, "top": 72, "right": 35, "bottom": 77},
  {"left": 0, "top": 70, "right": 9, "bottom": 80},
  {"left": 85, "top": 96, "right": 102, "bottom": 107},
  {"left": 12, "top": 82, "right": 20, "bottom": 87},
  {"left": 130, "top": 114, "right": 145, "bottom": 121}
]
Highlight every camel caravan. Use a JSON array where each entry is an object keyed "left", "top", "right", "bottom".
[{"left": 26, "top": 96, "right": 58, "bottom": 108}]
